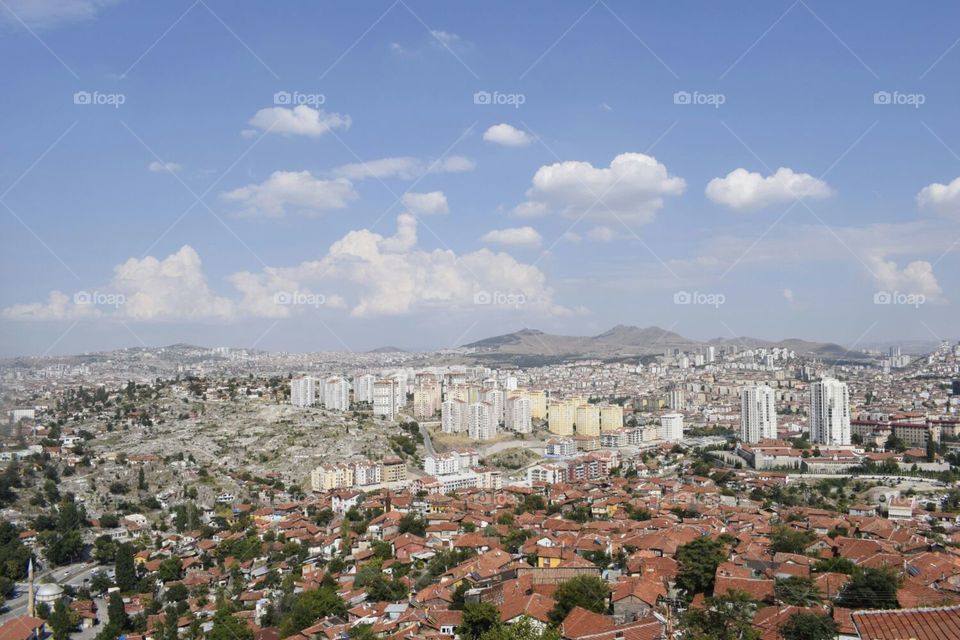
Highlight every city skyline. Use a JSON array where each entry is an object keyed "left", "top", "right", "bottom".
[{"left": 2, "top": 1, "right": 960, "bottom": 357}]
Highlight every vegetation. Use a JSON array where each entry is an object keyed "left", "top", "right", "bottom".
[{"left": 548, "top": 575, "right": 611, "bottom": 624}]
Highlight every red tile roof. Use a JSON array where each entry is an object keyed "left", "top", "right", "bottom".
[{"left": 852, "top": 605, "right": 960, "bottom": 640}]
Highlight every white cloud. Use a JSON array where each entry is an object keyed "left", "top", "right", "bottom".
[
  {"left": 6, "top": 216, "right": 569, "bottom": 323},
  {"left": 1, "top": 0, "right": 120, "bottom": 28},
  {"left": 480, "top": 227, "right": 543, "bottom": 247},
  {"left": 483, "top": 123, "right": 531, "bottom": 147},
  {"left": 869, "top": 256, "right": 944, "bottom": 302},
  {"left": 705, "top": 167, "right": 833, "bottom": 211},
  {"left": 331, "top": 155, "right": 475, "bottom": 181},
  {"left": 562, "top": 231, "right": 582, "bottom": 243},
  {"left": 402, "top": 191, "right": 449, "bottom": 216},
  {"left": 147, "top": 161, "right": 181, "bottom": 173},
  {"left": 3, "top": 246, "right": 236, "bottom": 321},
  {"left": 246, "top": 105, "right": 351, "bottom": 138},
  {"left": 587, "top": 226, "right": 615, "bottom": 242},
  {"left": 783, "top": 288, "right": 796, "bottom": 307},
  {"left": 221, "top": 170, "right": 357, "bottom": 217},
  {"left": 513, "top": 201, "right": 548, "bottom": 217},
  {"left": 515, "top": 152, "right": 685, "bottom": 226},
  {"left": 430, "top": 30, "right": 461, "bottom": 47},
  {"left": 231, "top": 215, "right": 568, "bottom": 318},
  {"left": 1, "top": 291, "right": 100, "bottom": 321},
  {"left": 917, "top": 176, "right": 960, "bottom": 220}
]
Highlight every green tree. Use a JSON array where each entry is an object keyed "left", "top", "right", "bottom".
[
  {"left": 780, "top": 612, "right": 838, "bottom": 640},
  {"left": 548, "top": 575, "right": 611, "bottom": 624},
  {"left": 115, "top": 543, "right": 137, "bottom": 592},
  {"left": 836, "top": 565, "right": 900, "bottom": 610},
  {"left": 775, "top": 576, "right": 822, "bottom": 606},
  {"left": 210, "top": 606, "right": 253, "bottom": 640},
  {"left": 278, "top": 587, "right": 346, "bottom": 637},
  {"left": 458, "top": 602, "right": 501, "bottom": 640},
  {"left": 680, "top": 590, "right": 759, "bottom": 640},
  {"left": 107, "top": 591, "right": 129, "bottom": 631},
  {"left": 398, "top": 513, "right": 426, "bottom": 536},
  {"left": 50, "top": 598, "right": 79, "bottom": 640},
  {"left": 770, "top": 526, "right": 816, "bottom": 555},
  {"left": 479, "top": 616, "right": 561, "bottom": 640},
  {"left": 676, "top": 536, "right": 727, "bottom": 598}
]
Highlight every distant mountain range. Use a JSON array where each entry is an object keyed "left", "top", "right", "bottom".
[{"left": 462, "top": 325, "right": 854, "bottom": 361}]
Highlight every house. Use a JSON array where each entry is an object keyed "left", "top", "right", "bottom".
[
  {"left": 852, "top": 605, "right": 960, "bottom": 639},
  {"left": 0, "top": 616, "right": 45, "bottom": 640}
]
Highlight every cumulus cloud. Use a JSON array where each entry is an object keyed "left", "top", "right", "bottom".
[
  {"left": 232, "top": 215, "right": 568, "bottom": 318},
  {"left": 401, "top": 191, "right": 449, "bottom": 216},
  {"left": 245, "top": 105, "right": 351, "bottom": 138},
  {"left": 6, "top": 219, "right": 568, "bottom": 323},
  {"left": 332, "top": 155, "right": 475, "bottom": 181},
  {"left": 480, "top": 227, "right": 542, "bottom": 247},
  {"left": 917, "top": 176, "right": 960, "bottom": 220},
  {"left": 221, "top": 171, "right": 357, "bottom": 217},
  {"left": 147, "top": 161, "right": 181, "bottom": 173},
  {"left": 3, "top": 246, "right": 236, "bottom": 321},
  {"left": 483, "top": 123, "right": 531, "bottom": 147},
  {"left": 783, "top": 288, "right": 795, "bottom": 305},
  {"left": 869, "top": 256, "right": 944, "bottom": 302},
  {"left": 705, "top": 167, "right": 833, "bottom": 211},
  {"left": 515, "top": 152, "right": 685, "bottom": 226}
]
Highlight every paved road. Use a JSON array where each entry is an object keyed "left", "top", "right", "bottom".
[{"left": 0, "top": 562, "right": 105, "bottom": 624}]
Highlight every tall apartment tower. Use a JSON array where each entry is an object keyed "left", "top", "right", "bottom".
[
  {"left": 290, "top": 376, "right": 316, "bottom": 408},
  {"left": 809, "top": 378, "right": 851, "bottom": 446},
  {"left": 373, "top": 378, "right": 401, "bottom": 421},
  {"left": 505, "top": 394, "right": 532, "bottom": 433},
  {"left": 468, "top": 401, "right": 496, "bottom": 440},
  {"left": 659, "top": 413, "right": 684, "bottom": 442},
  {"left": 740, "top": 384, "right": 777, "bottom": 443},
  {"left": 323, "top": 376, "right": 350, "bottom": 411},
  {"left": 353, "top": 374, "right": 375, "bottom": 404}
]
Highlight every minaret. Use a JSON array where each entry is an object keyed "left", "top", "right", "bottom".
[{"left": 27, "top": 558, "right": 35, "bottom": 617}]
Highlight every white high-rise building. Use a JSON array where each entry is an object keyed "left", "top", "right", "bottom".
[
  {"left": 468, "top": 402, "right": 496, "bottom": 440},
  {"left": 373, "top": 378, "right": 401, "bottom": 421},
  {"left": 323, "top": 376, "right": 350, "bottom": 411},
  {"left": 706, "top": 346, "right": 715, "bottom": 363},
  {"left": 659, "top": 413, "right": 684, "bottom": 442},
  {"left": 290, "top": 376, "right": 316, "bottom": 408},
  {"left": 483, "top": 388, "right": 504, "bottom": 426},
  {"left": 505, "top": 395, "right": 532, "bottom": 433},
  {"left": 667, "top": 388, "right": 685, "bottom": 411},
  {"left": 441, "top": 399, "right": 468, "bottom": 434},
  {"left": 354, "top": 374, "right": 375, "bottom": 404},
  {"left": 740, "top": 384, "right": 777, "bottom": 443},
  {"left": 809, "top": 378, "right": 850, "bottom": 446}
]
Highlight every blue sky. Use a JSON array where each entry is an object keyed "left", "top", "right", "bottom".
[{"left": 1, "top": 0, "right": 959, "bottom": 356}]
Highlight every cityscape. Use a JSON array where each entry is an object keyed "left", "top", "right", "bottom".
[{"left": 2, "top": 3, "right": 960, "bottom": 640}]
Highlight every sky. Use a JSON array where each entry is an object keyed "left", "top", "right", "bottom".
[{"left": 1, "top": 0, "right": 959, "bottom": 356}]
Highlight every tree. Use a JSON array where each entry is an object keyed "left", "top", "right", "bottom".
[
  {"left": 770, "top": 526, "right": 816, "bottom": 555},
  {"left": 278, "top": 587, "right": 346, "bottom": 637},
  {"left": 115, "top": 543, "right": 137, "bottom": 592},
  {"left": 780, "top": 612, "right": 838, "bottom": 640},
  {"left": 210, "top": 606, "right": 253, "bottom": 640},
  {"left": 812, "top": 556, "right": 856, "bottom": 575},
  {"left": 107, "top": 591, "right": 129, "bottom": 631},
  {"left": 775, "top": 576, "right": 822, "bottom": 606},
  {"left": 836, "top": 565, "right": 900, "bottom": 610},
  {"left": 680, "top": 590, "right": 759, "bottom": 640},
  {"left": 549, "top": 575, "right": 611, "bottom": 624},
  {"left": 50, "top": 598, "right": 79, "bottom": 640},
  {"left": 458, "top": 602, "right": 501, "bottom": 640},
  {"left": 478, "top": 616, "right": 561, "bottom": 640},
  {"left": 398, "top": 513, "right": 426, "bottom": 536},
  {"left": 93, "top": 536, "right": 117, "bottom": 564},
  {"left": 676, "top": 537, "right": 727, "bottom": 598}
]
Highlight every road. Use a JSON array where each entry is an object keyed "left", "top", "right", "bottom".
[{"left": 0, "top": 561, "right": 105, "bottom": 624}]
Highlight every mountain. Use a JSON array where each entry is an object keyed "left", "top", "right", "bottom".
[
  {"left": 367, "top": 346, "right": 407, "bottom": 353},
  {"left": 463, "top": 325, "right": 853, "bottom": 361}
]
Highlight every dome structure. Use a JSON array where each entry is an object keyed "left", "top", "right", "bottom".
[{"left": 35, "top": 583, "right": 65, "bottom": 605}]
